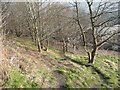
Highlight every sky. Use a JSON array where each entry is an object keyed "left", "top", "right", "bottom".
[
  {"left": 1, "top": 0, "right": 119, "bottom": 2},
  {"left": 1, "top": 0, "right": 118, "bottom": 12}
]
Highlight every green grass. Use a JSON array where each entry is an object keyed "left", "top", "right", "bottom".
[
  {"left": 13, "top": 37, "right": 119, "bottom": 88},
  {"left": 37, "top": 68, "right": 57, "bottom": 87},
  {"left": 64, "top": 52, "right": 119, "bottom": 88},
  {"left": 94, "top": 55, "right": 119, "bottom": 87},
  {"left": 56, "top": 66, "right": 101, "bottom": 88},
  {"left": 46, "top": 47, "right": 62, "bottom": 60},
  {"left": 15, "top": 37, "right": 37, "bottom": 51},
  {"left": 6, "top": 69, "right": 39, "bottom": 88}
]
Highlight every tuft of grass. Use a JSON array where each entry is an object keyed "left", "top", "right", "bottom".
[{"left": 56, "top": 68, "right": 66, "bottom": 75}]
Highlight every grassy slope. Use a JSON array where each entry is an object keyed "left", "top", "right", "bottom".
[
  {"left": 5, "top": 37, "right": 119, "bottom": 88},
  {"left": 2, "top": 37, "right": 58, "bottom": 88}
]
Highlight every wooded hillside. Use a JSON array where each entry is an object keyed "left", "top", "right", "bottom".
[{"left": 0, "top": 0, "right": 119, "bottom": 88}]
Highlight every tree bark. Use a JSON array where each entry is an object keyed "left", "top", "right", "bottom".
[
  {"left": 63, "top": 42, "right": 65, "bottom": 53},
  {"left": 87, "top": 52, "right": 91, "bottom": 63},
  {"left": 45, "top": 39, "right": 49, "bottom": 51},
  {"left": 65, "top": 41, "right": 68, "bottom": 52},
  {"left": 89, "top": 47, "right": 97, "bottom": 63},
  {"left": 37, "top": 37, "right": 41, "bottom": 52}
]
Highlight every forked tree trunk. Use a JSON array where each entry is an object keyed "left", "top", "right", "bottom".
[
  {"left": 88, "top": 47, "right": 97, "bottom": 63},
  {"left": 90, "top": 49, "right": 97, "bottom": 63}
]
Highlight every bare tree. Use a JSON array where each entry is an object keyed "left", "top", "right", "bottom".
[
  {"left": 0, "top": 2, "right": 11, "bottom": 35},
  {"left": 74, "top": 0, "right": 120, "bottom": 63}
]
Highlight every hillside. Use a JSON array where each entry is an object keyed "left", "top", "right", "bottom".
[
  {"left": 0, "top": 36, "right": 119, "bottom": 88},
  {"left": 0, "top": 1, "right": 119, "bottom": 89}
]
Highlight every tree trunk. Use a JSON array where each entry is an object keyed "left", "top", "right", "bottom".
[
  {"left": 65, "top": 41, "right": 68, "bottom": 52},
  {"left": 73, "top": 44, "right": 76, "bottom": 52},
  {"left": 87, "top": 52, "right": 91, "bottom": 63},
  {"left": 62, "top": 38, "right": 66, "bottom": 53},
  {"left": 63, "top": 41, "right": 65, "bottom": 53},
  {"left": 90, "top": 51, "right": 96, "bottom": 63},
  {"left": 34, "top": 32, "right": 37, "bottom": 45},
  {"left": 40, "top": 41, "right": 43, "bottom": 50},
  {"left": 37, "top": 37, "right": 41, "bottom": 52},
  {"left": 88, "top": 47, "right": 97, "bottom": 63},
  {"left": 29, "top": 29, "right": 34, "bottom": 43},
  {"left": 43, "top": 39, "right": 49, "bottom": 51},
  {"left": 45, "top": 39, "right": 49, "bottom": 51}
]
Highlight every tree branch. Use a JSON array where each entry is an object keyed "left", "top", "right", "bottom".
[{"left": 97, "top": 31, "right": 120, "bottom": 47}]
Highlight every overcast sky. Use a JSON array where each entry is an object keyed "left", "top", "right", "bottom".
[{"left": 1, "top": 0, "right": 119, "bottom": 2}]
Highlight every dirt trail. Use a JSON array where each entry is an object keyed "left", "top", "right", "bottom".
[
  {"left": 64, "top": 56, "right": 110, "bottom": 87},
  {"left": 14, "top": 45, "right": 68, "bottom": 88},
  {"left": 1, "top": 37, "right": 117, "bottom": 88}
]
